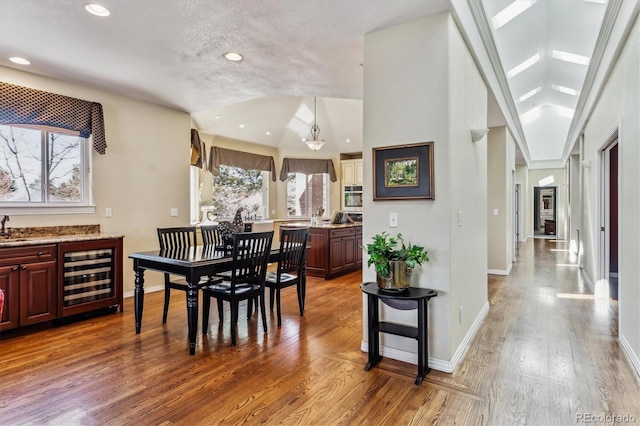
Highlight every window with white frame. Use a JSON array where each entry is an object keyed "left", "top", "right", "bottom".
[
  {"left": 0, "top": 124, "right": 90, "bottom": 205},
  {"left": 286, "top": 173, "right": 328, "bottom": 217}
]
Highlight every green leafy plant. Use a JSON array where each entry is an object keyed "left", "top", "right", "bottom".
[{"left": 363, "top": 232, "right": 430, "bottom": 278}]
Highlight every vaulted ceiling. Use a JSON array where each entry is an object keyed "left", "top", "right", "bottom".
[{"left": 0, "top": 0, "right": 635, "bottom": 166}]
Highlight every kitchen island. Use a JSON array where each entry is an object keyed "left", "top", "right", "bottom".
[{"left": 282, "top": 222, "right": 362, "bottom": 279}]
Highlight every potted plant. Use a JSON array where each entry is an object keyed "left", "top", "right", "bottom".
[{"left": 363, "top": 232, "right": 430, "bottom": 292}]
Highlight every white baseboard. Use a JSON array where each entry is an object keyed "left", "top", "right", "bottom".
[
  {"left": 580, "top": 268, "right": 595, "bottom": 292},
  {"left": 619, "top": 333, "right": 640, "bottom": 379},
  {"left": 448, "top": 301, "right": 490, "bottom": 372},
  {"left": 360, "top": 300, "right": 490, "bottom": 374},
  {"left": 488, "top": 263, "right": 512, "bottom": 276},
  {"left": 123, "top": 284, "right": 164, "bottom": 299}
]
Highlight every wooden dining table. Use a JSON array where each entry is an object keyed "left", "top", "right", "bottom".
[{"left": 129, "top": 245, "right": 283, "bottom": 355}]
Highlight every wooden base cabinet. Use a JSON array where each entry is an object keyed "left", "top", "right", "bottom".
[
  {"left": 0, "top": 245, "right": 57, "bottom": 331},
  {"left": 307, "top": 226, "right": 362, "bottom": 279},
  {"left": 0, "top": 238, "right": 123, "bottom": 332}
]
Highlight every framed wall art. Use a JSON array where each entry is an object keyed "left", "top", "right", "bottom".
[{"left": 373, "top": 142, "right": 434, "bottom": 200}]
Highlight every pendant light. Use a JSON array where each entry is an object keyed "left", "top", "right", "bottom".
[{"left": 305, "top": 97, "right": 325, "bottom": 151}]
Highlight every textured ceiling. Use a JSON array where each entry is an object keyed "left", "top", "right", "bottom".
[{"left": 0, "top": 0, "right": 622, "bottom": 162}]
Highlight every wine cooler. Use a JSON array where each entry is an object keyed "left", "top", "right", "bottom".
[{"left": 58, "top": 238, "right": 123, "bottom": 317}]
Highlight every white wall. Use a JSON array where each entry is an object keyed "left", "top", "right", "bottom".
[
  {"left": 363, "top": 13, "right": 488, "bottom": 370},
  {"left": 581, "top": 17, "right": 640, "bottom": 374},
  {"left": 1, "top": 66, "right": 192, "bottom": 293},
  {"left": 487, "top": 126, "right": 516, "bottom": 273}
]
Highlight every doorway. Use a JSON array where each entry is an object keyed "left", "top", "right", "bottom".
[
  {"left": 533, "top": 186, "right": 557, "bottom": 237},
  {"left": 600, "top": 136, "right": 619, "bottom": 300}
]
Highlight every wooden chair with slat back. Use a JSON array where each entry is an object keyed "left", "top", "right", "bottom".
[
  {"left": 157, "top": 226, "right": 214, "bottom": 324},
  {"left": 265, "top": 227, "right": 309, "bottom": 327},
  {"left": 201, "top": 231, "right": 274, "bottom": 346}
]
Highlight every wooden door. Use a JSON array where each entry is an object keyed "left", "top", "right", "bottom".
[{"left": 342, "top": 236, "right": 356, "bottom": 269}]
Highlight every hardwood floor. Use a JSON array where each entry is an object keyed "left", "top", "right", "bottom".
[{"left": 1, "top": 239, "right": 639, "bottom": 425}]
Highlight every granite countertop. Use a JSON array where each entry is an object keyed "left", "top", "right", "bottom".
[{"left": 0, "top": 225, "right": 124, "bottom": 248}]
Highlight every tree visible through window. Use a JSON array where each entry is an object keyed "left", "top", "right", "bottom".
[
  {"left": 0, "top": 125, "right": 86, "bottom": 204},
  {"left": 211, "top": 165, "right": 265, "bottom": 218}
]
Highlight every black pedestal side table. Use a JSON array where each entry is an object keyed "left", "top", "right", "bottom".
[{"left": 360, "top": 282, "right": 438, "bottom": 385}]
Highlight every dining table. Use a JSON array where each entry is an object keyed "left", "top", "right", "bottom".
[{"left": 129, "top": 244, "right": 283, "bottom": 355}]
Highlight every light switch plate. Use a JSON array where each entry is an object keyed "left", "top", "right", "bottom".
[
  {"left": 170, "top": 208, "right": 179, "bottom": 217},
  {"left": 389, "top": 212, "right": 398, "bottom": 227},
  {"left": 458, "top": 210, "right": 463, "bottom": 226},
  {"left": 493, "top": 209, "right": 499, "bottom": 216},
  {"left": 105, "top": 208, "right": 112, "bottom": 218}
]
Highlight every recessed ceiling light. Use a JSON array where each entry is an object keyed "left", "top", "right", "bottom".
[
  {"left": 518, "top": 86, "right": 541, "bottom": 102},
  {"left": 345, "top": 138, "right": 351, "bottom": 143},
  {"left": 552, "top": 50, "right": 589, "bottom": 65},
  {"left": 214, "top": 114, "right": 221, "bottom": 119},
  {"left": 239, "top": 124, "right": 245, "bottom": 128},
  {"left": 266, "top": 131, "right": 271, "bottom": 136},
  {"left": 224, "top": 52, "right": 243, "bottom": 62},
  {"left": 551, "top": 84, "right": 580, "bottom": 96},
  {"left": 9, "top": 57, "right": 30, "bottom": 65},
  {"left": 492, "top": 0, "right": 537, "bottom": 30},
  {"left": 507, "top": 53, "right": 540, "bottom": 78},
  {"left": 85, "top": 4, "right": 110, "bottom": 17}
]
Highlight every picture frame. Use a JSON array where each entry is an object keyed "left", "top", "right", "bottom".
[{"left": 373, "top": 142, "right": 434, "bottom": 200}]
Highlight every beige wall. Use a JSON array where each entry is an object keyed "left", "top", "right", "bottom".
[
  {"left": 487, "top": 126, "right": 516, "bottom": 273},
  {"left": 515, "top": 164, "right": 529, "bottom": 242},
  {"left": 582, "top": 17, "right": 639, "bottom": 372},
  {"left": 363, "top": 13, "right": 488, "bottom": 369},
  {"left": 1, "top": 66, "right": 192, "bottom": 293}
]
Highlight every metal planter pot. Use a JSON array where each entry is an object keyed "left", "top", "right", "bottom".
[{"left": 376, "top": 260, "right": 412, "bottom": 292}]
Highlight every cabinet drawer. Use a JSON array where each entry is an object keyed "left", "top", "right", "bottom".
[
  {"left": 0, "top": 245, "right": 56, "bottom": 266},
  {"left": 330, "top": 228, "right": 355, "bottom": 239}
]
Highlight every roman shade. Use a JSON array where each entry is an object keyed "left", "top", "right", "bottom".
[
  {"left": 279, "top": 158, "right": 337, "bottom": 182},
  {"left": 190, "top": 129, "right": 207, "bottom": 169},
  {"left": 0, "top": 82, "right": 107, "bottom": 154},
  {"left": 209, "top": 146, "right": 277, "bottom": 181}
]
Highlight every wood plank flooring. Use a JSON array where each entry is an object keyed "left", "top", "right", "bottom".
[{"left": 1, "top": 239, "right": 639, "bottom": 425}]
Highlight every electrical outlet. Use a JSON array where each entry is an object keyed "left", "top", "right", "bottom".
[
  {"left": 105, "top": 207, "right": 112, "bottom": 218},
  {"left": 459, "top": 306, "right": 463, "bottom": 323},
  {"left": 458, "top": 210, "right": 463, "bottom": 226},
  {"left": 389, "top": 212, "right": 398, "bottom": 227},
  {"left": 170, "top": 208, "right": 179, "bottom": 217}
]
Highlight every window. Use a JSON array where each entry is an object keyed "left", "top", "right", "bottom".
[
  {"left": 0, "top": 125, "right": 90, "bottom": 206},
  {"left": 286, "top": 173, "right": 328, "bottom": 217},
  {"left": 211, "top": 165, "right": 267, "bottom": 219}
]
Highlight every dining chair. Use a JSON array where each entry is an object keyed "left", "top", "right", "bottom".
[
  {"left": 201, "top": 230, "right": 274, "bottom": 346},
  {"left": 200, "top": 224, "right": 225, "bottom": 249},
  {"left": 265, "top": 227, "right": 309, "bottom": 327},
  {"left": 157, "top": 226, "right": 221, "bottom": 324}
]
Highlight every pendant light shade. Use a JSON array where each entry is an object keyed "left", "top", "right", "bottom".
[{"left": 305, "top": 97, "right": 325, "bottom": 151}]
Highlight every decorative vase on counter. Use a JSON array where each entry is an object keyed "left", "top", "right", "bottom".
[{"left": 376, "top": 260, "right": 412, "bottom": 292}]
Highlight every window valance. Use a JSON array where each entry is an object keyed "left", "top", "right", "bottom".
[
  {"left": 209, "top": 146, "right": 277, "bottom": 181},
  {"left": 190, "top": 129, "right": 207, "bottom": 169},
  {"left": 0, "top": 82, "right": 107, "bottom": 154},
  {"left": 279, "top": 158, "right": 337, "bottom": 182}
]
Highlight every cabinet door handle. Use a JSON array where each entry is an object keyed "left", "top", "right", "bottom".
[
  {"left": 38, "top": 251, "right": 44, "bottom": 256},
  {"left": 21, "top": 265, "right": 27, "bottom": 270},
  {"left": 12, "top": 266, "right": 18, "bottom": 271}
]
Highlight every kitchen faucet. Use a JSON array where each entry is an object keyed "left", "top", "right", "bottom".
[{"left": 1, "top": 215, "right": 9, "bottom": 237}]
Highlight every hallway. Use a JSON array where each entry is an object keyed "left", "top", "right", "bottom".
[{"left": 457, "top": 238, "right": 640, "bottom": 424}]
